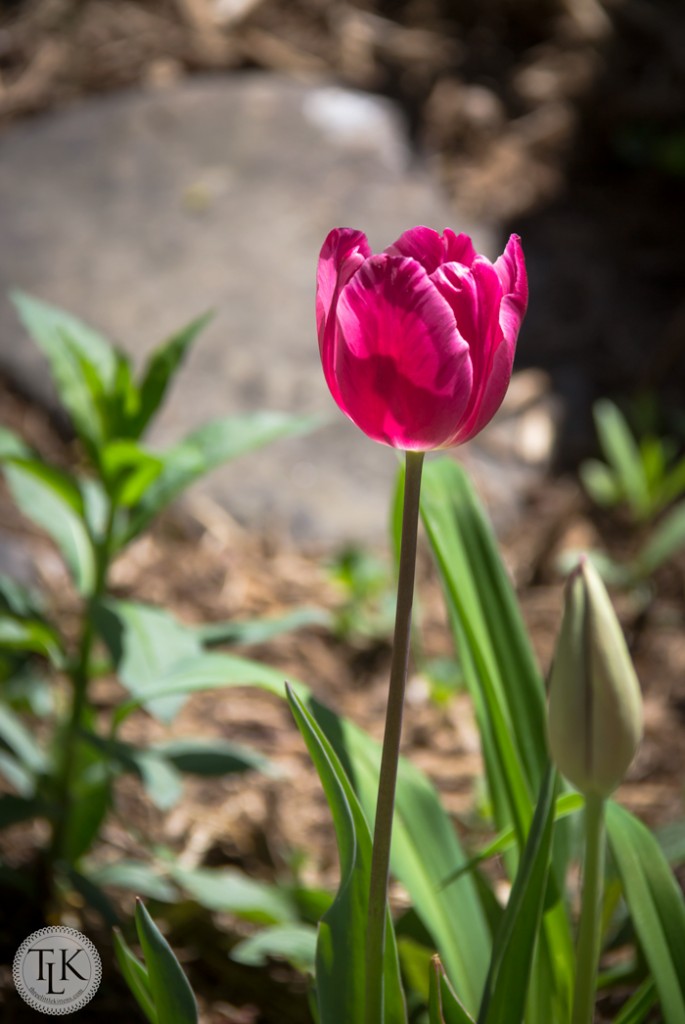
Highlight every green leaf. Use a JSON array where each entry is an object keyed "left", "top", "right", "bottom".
[
  {"left": 579, "top": 459, "right": 621, "bottom": 508},
  {"left": 0, "top": 615, "right": 64, "bottom": 665},
  {"left": 196, "top": 606, "right": 331, "bottom": 647},
  {"left": 0, "top": 703, "right": 49, "bottom": 773},
  {"left": 613, "top": 978, "right": 658, "bottom": 1024},
  {"left": 231, "top": 923, "right": 317, "bottom": 973},
  {"left": 135, "top": 900, "right": 198, "bottom": 1024},
  {"left": 100, "top": 440, "right": 163, "bottom": 507},
  {"left": 428, "top": 956, "right": 476, "bottom": 1024},
  {"left": 114, "top": 927, "right": 158, "bottom": 1024},
  {"left": 0, "top": 426, "right": 31, "bottom": 460},
  {"left": 607, "top": 801, "right": 685, "bottom": 1024},
  {"left": 593, "top": 399, "right": 651, "bottom": 520},
  {"left": 133, "top": 313, "right": 213, "bottom": 438},
  {"left": 60, "top": 744, "right": 112, "bottom": 863},
  {"left": 11, "top": 291, "right": 117, "bottom": 449},
  {"left": 153, "top": 737, "right": 273, "bottom": 777},
  {"left": 286, "top": 686, "right": 407, "bottom": 1024},
  {"left": 478, "top": 765, "right": 558, "bottom": 1024},
  {"left": 88, "top": 860, "right": 178, "bottom": 903},
  {"left": 4, "top": 459, "right": 94, "bottom": 593},
  {"left": 94, "top": 600, "right": 203, "bottom": 722},
  {"left": 311, "top": 698, "right": 489, "bottom": 1013},
  {"left": 637, "top": 502, "right": 685, "bottom": 576},
  {"left": 0, "top": 793, "right": 50, "bottom": 826},
  {"left": 126, "top": 412, "right": 320, "bottom": 541},
  {"left": 420, "top": 458, "right": 574, "bottom": 1022},
  {"left": 172, "top": 866, "right": 295, "bottom": 924}
]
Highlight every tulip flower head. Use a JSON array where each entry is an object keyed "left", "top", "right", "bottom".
[
  {"left": 316, "top": 226, "right": 527, "bottom": 451},
  {"left": 547, "top": 557, "right": 643, "bottom": 798}
]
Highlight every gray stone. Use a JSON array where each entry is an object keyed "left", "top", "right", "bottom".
[{"left": 0, "top": 73, "right": 503, "bottom": 544}]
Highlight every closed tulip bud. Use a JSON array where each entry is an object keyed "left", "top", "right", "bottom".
[{"left": 547, "top": 558, "right": 643, "bottom": 798}]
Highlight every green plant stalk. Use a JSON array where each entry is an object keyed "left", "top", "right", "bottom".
[
  {"left": 49, "top": 500, "right": 117, "bottom": 882},
  {"left": 572, "top": 793, "right": 606, "bottom": 1024},
  {"left": 365, "top": 450, "right": 424, "bottom": 1024}
]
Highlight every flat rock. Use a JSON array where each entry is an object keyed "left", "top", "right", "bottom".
[{"left": 0, "top": 73, "right": 543, "bottom": 545}]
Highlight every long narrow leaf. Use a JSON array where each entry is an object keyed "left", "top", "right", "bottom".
[
  {"left": 113, "top": 928, "right": 157, "bottom": 1024},
  {"left": 607, "top": 801, "right": 685, "bottom": 1023},
  {"left": 428, "top": 957, "right": 476, "bottom": 1024},
  {"left": 478, "top": 765, "right": 557, "bottom": 1024},
  {"left": 287, "top": 686, "right": 406, "bottom": 1024},
  {"left": 135, "top": 900, "right": 198, "bottom": 1024}
]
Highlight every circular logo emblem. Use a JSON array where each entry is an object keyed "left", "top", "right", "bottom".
[{"left": 13, "top": 926, "right": 102, "bottom": 1015}]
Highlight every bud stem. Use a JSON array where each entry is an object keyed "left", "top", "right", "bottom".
[
  {"left": 572, "top": 792, "right": 606, "bottom": 1024},
  {"left": 364, "top": 449, "right": 424, "bottom": 1024}
]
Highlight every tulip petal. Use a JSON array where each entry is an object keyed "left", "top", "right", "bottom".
[
  {"left": 494, "top": 234, "right": 528, "bottom": 348},
  {"left": 385, "top": 226, "right": 446, "bottom": 275},
  {"left": 317, "top": 228, "right": 372, "bottom": 408},
  {"left": 333, "top": 255, "right": 472, "bottom": 449},
  {"left": 442, "top": 229, "right": 477, "bottom": 268},
  {"left": 431, "top": 256, "right": 515, "bottom": 445}
]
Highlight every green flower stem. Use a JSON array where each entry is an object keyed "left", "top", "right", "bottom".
[
  {"left": 49, "top": 502, "right": 116, "bottom": 886},
  {"left": 365, "top": 449, "right": 424, "bottom": 1024},
  {"left": 572, "top": 793, "right": 606, "bottom": 1024}
]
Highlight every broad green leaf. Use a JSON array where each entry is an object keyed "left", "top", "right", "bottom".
[
  {"left": 11, "top": 291, "right": 117, "bottom": 449},
  {"left": 153, "top": 737, "right": 272, "bottom": 777},
  {"left": 287, "top": 686, "right": 407, "bottom": 1024},
  {"left": 0, "top": 793, "right": 50, "bottom": 826},
  {"left": 231, "top": 923, "right": 317, "bottom": 973},
  {"left": 82, "top": 732, "right": 183, "bottom": 810},
  {"left": 94, "top": 600, "right": 202, "bottom": 722},
  {"left": 88, "top": 860, "right": 178, "bottom": 902},
  {"left": 114, "top": 927, "right": 157, "bottom": 1024},
  {"left": 60, "top": 743, "right": 112, "bottom": 863},
  {"left": 0, "top": 750, "right": 34, "bottom": 795},
  {"left": 0, "top": 703, "right": 49, "bottom": 773},
  {"left": 579, "top": 459, "right": 620, "bottom": 508},
  {"left": 594, "top": 399, "right": 651, "bottom": 520},
  {"left": 4, "top": 460, "right": 94, "bottom": 593},
  {"left": 311, "top": 698, "right": 489, "bottom": 1013},
  {"left": 428, "top": 957, "right": 476, "bottom": 1024},
  {"left": 637, "top": 501, "right": 685, "bottom": 576},
  {"left": 100, "top": 440, "right": 163, "bottom": 507},
  {"left": 196, "top": 607, "right": 331, "bottom": 647},
  {"left": 126, "top": 412, "right": 321, "bottom": 541},
  {"left": 173, "top": 865, "right": 296, "bottom": 924},
  {"left": 0, "top": 615, "right": 64, "bottom": 665},
  {"left": 607, "top": 801, "right": 685, "bottom": 1024},
  {"left": 479, "top": 765, "right": 558, "bottom": 1024},
  {"left": 135, "top": 900, "right": 198, "bottom": 1024},
  {"left": 133, "top": 313, "right": 213, "bottom": 438},
  {"left": 0, "top": 426, "right": 31, "bottom": 460}
]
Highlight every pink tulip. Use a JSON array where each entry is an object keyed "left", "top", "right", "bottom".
[{"left": 316, "top": 226, "right": 528, "bottom": 451}]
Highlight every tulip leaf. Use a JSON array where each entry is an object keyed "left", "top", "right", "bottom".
[
  {"left": 113, "top": 928, "right": 157, "bottom": 1024},
  {"left": 419, "top": 458, "right": 574, "bottom": 1024},
  {"left": 310, "top": 697, "right": 489, "bottom": 1013},
  {"left": 428, "top": 957, "right": 476, "bottom": 1024},
  {"left": 593, "top": 399, "right": 651, "bottom": 520},
  {"left": 613, "top": 978, "right": 658, "bottom": 1024},
  {"left": 286, "top": 685, "right": 407, "bottom": 1024},
  {"left": 478, "top": 765, "right": 557, "bottom": 1024},
  {"left": 125, "top": 412, "right": 320, "bottom": 542},
  {"left": 134, "top": 900, "right": 198, "bottom": 1024},
  {"left": 607, "top": 801, "right": 685, "bottom": 1024}
]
